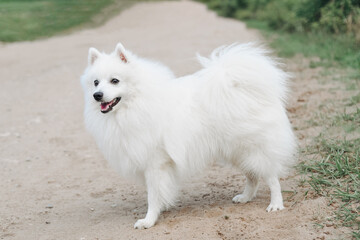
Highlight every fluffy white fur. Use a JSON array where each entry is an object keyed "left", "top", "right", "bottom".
[{"left": 81, "top": 43, "right": 297, "bottom": 229}]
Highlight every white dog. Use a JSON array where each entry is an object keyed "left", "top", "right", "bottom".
[{"left": 81, "top": 43, "right": 297, "bottom": 229}]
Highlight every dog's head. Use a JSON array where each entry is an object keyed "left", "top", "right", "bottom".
[{"left": 81, "top": 43, "right": 132, "bottom": 114}]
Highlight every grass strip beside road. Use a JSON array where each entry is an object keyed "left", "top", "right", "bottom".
[{"left": 0, "top": 0, "right": 139, "bottom": 42}]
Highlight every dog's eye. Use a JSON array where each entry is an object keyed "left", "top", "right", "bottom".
[
  {"left": 111, "top": 78, "right": 119, "bottom": 84},
  {"left": 94, "top": 80, "right": 99, "bottom": 87}
]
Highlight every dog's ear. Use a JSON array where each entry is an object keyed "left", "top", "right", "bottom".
[
  {"left": 115, "top": 43, "right": 128, "bottom": 63},
  {"left": 88, "top": 47, "right": 101, "bottom": 65}
]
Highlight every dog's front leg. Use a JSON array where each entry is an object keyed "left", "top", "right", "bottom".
[
  {"left": 133, "top": 184, "right": 160, "bottom": 229},
  {"left": 134, "top": 165, "right": 178, "bottom": 229}
]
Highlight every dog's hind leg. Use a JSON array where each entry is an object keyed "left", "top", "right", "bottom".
[
  {"left": 265, "top": 176, "right": 284, "bottom": 212},
  {"left": 232, "top": 173, "right": 259, "bottom": 203},
  {"left": 134, "top": 162, "right": 178, "bottom": 229}
]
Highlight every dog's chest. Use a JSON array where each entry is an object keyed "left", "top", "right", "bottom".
[{"left": 93, "top": 113, "right": 159, "bottom": 176}]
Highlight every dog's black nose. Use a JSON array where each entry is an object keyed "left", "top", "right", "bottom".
[{"left": 93, "top": 92, "right": 103, "bottom": 101}]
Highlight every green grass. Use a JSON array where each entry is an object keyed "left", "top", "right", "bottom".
[
  {"left": 0, "top": 0, "right": 141, "bottom": 42},
  {"left": 349, "top": 94, "right": 360, "bottom": 106},
  {"left": 270, "top": 33, "right": 360, "bottom": 69},
  {"left": 298, "top": 103, "right": 360, "bottom": 238},
  {"left": 300, "top": 136, "right": 360, "bottom": 237},
  {"left": 244, "top": 20, "right": 360, "bottom": 70}
]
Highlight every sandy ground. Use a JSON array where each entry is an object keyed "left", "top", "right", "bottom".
[{"left": 0, "top": 1, "right": 350, "bottom": 239}]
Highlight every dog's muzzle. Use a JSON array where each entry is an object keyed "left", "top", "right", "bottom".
[{"left": 99, "top": 97, "right": 121, "bottom": 113}]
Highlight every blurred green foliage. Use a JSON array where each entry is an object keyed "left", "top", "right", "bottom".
[
  {"left": 0, "top": 0, "right": 135, "bottom": 42},
  {"left": 199, "top": 0, "right": 360, "bottom": 69},
  {"left": 198, "top": 0, "right": 360, "bottom": 35}
]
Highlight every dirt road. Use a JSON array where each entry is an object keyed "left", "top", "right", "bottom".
[{"left": 0, "top": 1, "right": 346, "bottom": 239}]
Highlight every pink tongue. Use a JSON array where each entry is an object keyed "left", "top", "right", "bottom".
[{"left": 101, "top": 102, "right": 110, "bottom": 110}]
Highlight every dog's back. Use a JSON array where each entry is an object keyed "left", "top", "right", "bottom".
[{"left": 164, "top": 43, "right": 296, "bottom": 179}]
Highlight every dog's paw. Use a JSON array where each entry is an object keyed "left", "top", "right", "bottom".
[
  {"left": 134, "top": 218, "right": 155, "bottom": 229},
  {"left": 266, "top": 203, "right": 284, "bottom": 212},
  {"left": 232, "top": 194, "right": 251, "bottom": 203}
]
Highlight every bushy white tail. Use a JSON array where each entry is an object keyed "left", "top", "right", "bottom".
[{"left": 197, "top": 43, "right": 290, "bottom": 106}]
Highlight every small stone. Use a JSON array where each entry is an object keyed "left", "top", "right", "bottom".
[
  {"left": 90, "top": 208, "right": 95, "bottom": 211},
  {"left": 111, "top": 204, "right": 117, "bottom": 208},
  {"left": 45, "top": 221, "right": 51, "bottom": 224},
  {"left": 45, "top": 204, "right": 53, "bottom": 209}
]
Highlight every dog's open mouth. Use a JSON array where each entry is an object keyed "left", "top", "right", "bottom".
[{"left": 100, "top": 97, "right": 121, "bottom": 113}]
